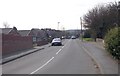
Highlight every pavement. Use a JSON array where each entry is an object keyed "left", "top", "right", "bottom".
[
  {"left": 81, "top": 40, "right": 118, "bottom": 74},
  {"left": 1, "top": 43, "right": 51, "bottom": 64}
]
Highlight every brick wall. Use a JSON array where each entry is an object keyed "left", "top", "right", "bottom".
[
  {"left": 2, "top": 34, "right": 33, "bottom": 56},
  {"left": 0, "top": 34, "right": 2, "bottom": 59},
  {"left": 37, "top": 40, "right": 49, "bottom": 46}
]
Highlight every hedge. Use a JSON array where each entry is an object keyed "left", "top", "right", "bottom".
[{"left": 104, "top": 27, "right": 120, "bottom": 60}]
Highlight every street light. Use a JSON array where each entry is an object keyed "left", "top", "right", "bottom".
[{"left": 58, "top": 22, "right": 60, "bottom": 30}]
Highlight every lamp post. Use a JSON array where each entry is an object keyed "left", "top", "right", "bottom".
[{"left": 58, "top": 22, "right": 60, "bottom": 30}]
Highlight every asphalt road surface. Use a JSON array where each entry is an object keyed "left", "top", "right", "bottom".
[{"left": 2, "top": 39, "right": 110, "bottom": 74}]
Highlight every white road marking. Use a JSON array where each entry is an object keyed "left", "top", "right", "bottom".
[
  {"left": 56, "top": 39, "right": 70, "bottom": 55},
  {"left": 56, "top": 49, "right": 62, "bottom": 55},
  {"left": 31, "top": 39, "right": 71, "bottom": 74},
  {"left": 62, "top": 46, "right": 64, "bottom": 48},
  {"left": 56, "top": 39, "right": 68, "bottom": 55},
  {"left": 30, "top": 57, "right": 54, "bottom": 74}
]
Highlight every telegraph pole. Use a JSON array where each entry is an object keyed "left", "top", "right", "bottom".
[
  {"left": 118, "top": 1, "right": 120, "bottom": 26},
  {"left": 80, "top": 17, "right": 83, "bottom": 41},
  {"left": 58, "top": 22, "right": 60, "bottom": 30}
]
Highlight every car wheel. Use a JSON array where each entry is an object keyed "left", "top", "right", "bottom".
[{"left": 51, "top": 43, "right": 54, "bottom": 46}]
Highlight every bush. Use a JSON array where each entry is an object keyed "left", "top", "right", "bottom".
[{"left": 104, "top": 27, "right": 120, "bottom": 60}]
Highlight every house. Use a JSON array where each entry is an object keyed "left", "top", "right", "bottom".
[
  {"left": 18, "top": 28, "right": 49, "bottom": 46},
  {"left": 40, "top": 28, "right": 65, "bottom": 43},
  {"left": 29, "top": 28, "right": 49, "bottom": 45},
  {"left": 1, "top": 27, "right": 20, "bottom": 36},
  {"left": 18, "top": 30, "right": 30, "bottom": 36},
  {"left": 1, "top": 27, "right": 33, "bottom": 56},
  {"left": 28, "top": 28, "right": 41, "bottom": 44},
  {"left": 43, "top": 28, "right": 56, "bottom": 38}
]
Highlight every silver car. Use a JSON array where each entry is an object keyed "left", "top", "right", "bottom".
[
  {"left": 71, "top": 36, "right": 76, "bottom": 39},
  {"left": 51, "top": 38, "right": 62, "bottom": 46}
]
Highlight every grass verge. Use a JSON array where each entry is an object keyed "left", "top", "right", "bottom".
[{"left": 83, "top": 38, "right": 93, "bottom": 41}]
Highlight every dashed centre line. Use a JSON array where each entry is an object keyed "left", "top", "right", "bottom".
[
  {"left": 30, "top": 57, "right": 54, "bottom": 74},
  {"left": 30, "top": 39, "right": 70, "bottom": 74},
  {"left": 62, "top": 46, "right": 64, "bottom": 48},
  {"left": 56, "top": 43, "right": 67, "bottom": 55},
  {"left": 56, "top": 49, "right": 62, "bottom": 55}
]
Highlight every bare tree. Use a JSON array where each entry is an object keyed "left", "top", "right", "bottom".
[{"left": 3, "top": 22, "right": 10, "bottom": 28}]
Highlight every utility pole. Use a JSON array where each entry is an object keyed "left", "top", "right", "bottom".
[
  {"left": 118, "top": 1, "right": 120, "bottom": 26},
  {"left": 62, "top": 27, "right": 65, "bottom": 37},
  {"left": 80, "top": 17, "right": 83, "bottom": 41},
  {"left": 58, "top": 22, "right": 60, "bottom": 30}
]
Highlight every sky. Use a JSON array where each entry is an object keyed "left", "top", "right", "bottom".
[{"left": 0, "top": 0, "right": 118, "bottom": 30}]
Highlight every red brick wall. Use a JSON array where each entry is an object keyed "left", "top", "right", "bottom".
[
  {"left": 0, "top": 34, "right": 2, "bottom": 58},
  {"left": 37, "top": 40, "right": 48, "bottom": 46},
  {"left": 2, "top": 34, "right": 33, "bottom": 56}
]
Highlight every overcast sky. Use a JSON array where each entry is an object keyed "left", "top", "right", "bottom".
[{"left": 0, "top": 0, "right": 118, "bottom": 30}]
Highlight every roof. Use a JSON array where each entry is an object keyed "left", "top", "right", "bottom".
[
  {"left": 30, "top": 28, "right": 40, "bottom": 36},
  {"left": 0, "top": 28, "right": 12, "bottom": 34},
  {"left": 18, "top": 30, "right": 30, "bottom": 36}
]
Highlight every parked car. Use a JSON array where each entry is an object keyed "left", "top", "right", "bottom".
[
  {"left": 62, "top": 36, "right": 65, "bottom": 39},
  {"left": 66, "top": 36, "right": 71, "bottom": 39},
  {"left": 51, "top": 38, "right": 62, "bottom": 46},
  {"left": 71, "top": 36, "right": 76, "bottom": 39}
]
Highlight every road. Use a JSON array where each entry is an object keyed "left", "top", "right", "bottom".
[{"left": 2, "top": 39, "right": 117, "bottom": 74}]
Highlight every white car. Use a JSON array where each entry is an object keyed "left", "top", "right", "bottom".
[{"left": 51, "top": 38, "right": 62, "bottom": 46}]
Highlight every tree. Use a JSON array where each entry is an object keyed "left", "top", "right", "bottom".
[
  {"left": 3, "top": 22, "right": 10, "bottom": 28},
  {"left": 83, "top": 2, "right": 118, "bottom": 41}
]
